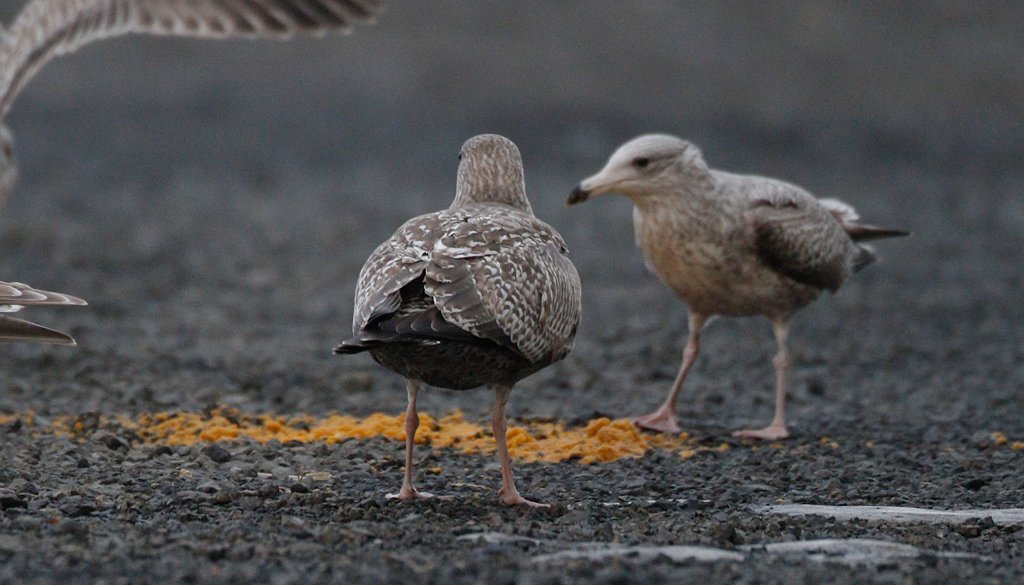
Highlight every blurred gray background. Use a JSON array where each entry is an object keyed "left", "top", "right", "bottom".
[{"left": 0, "top": 2, "right": 1021, "bottom": 434}]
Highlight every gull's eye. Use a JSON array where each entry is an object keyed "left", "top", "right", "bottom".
[
  {"left": 632, "top": 157, "right": 650, "bottom": 169},
  {"left": 458, "top": 153, "right": 463, "bottom": 161}
]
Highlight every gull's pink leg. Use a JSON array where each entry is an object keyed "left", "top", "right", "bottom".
[
  {"left": 734, "top": 319, "right": 791, "bottom": 440},
  {"left": 492, "top": 385, "right": 547, "bottom": 508},
  {"left": 387, "top": 379, "right": 434, "bottom": 500},
  {"left": 633, "top": 312, "right": 707, "bottom": 434}
]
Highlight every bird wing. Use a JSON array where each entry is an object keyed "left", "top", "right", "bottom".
[
  {"left": 0, "top": 281, "right": 85, "bottom": 345},
  {"left": 423, "top": 208, "right": 581, "bottom": 363},
  {"left": 0, "top": 281, "right": 87, "bottom": 310},
  {"left": 0, "top": 314, "right": 77, "bottom": 345},
  {"left": 0, "top": 0, "right": 381, "bottom": 203},
  {"left": 0, "top": 0, "right": 380, "bottom": 117},
  {"left": 747, "top": 186, "right": 854, "bottom": 292},
  {"left": 351, "top": 214, "right": 434, "bottom": 334}
]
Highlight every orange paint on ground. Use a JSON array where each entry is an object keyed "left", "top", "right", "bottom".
[
  {"left": 46, "top": 408, "right": 694, "bottom": 464},
  {"left": 0, "top": 413, "right": 24, "bottom": 426},
  {"left": 31, "top": 409, "right": 1024, "bottom": 463}
]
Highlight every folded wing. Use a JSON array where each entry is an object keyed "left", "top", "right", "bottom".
[{"left": 424, "top": 212, "right": 581, "bottom": 363}]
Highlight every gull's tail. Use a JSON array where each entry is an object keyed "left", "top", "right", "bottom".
[
  {"left": 819, "top": 198, "right": 911, "bottom": 242},
  {"left": 819, "top": 198, "right": 910, "bottom": 273}
]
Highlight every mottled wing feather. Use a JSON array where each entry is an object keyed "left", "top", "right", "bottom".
[
  {"left": 0, "top": 281, "right": 87, "bottom": 309},
  {"left": 424, "top": 208, "right": 581, "bottom": 363},
  {"left": 0, "top": 281, "right": 85, "bottom": 345},
  {"left": 351, "top": 215, "right": 434, "bottom": 334},
  {"left": 0, "top": 0, "right": 381, "bottom": 204},
  {"left": 750, "top": 191, "right": 853, "bottom": 292},
  {"left": 0, "top": 0, "right": 381, "bottom": 117}
]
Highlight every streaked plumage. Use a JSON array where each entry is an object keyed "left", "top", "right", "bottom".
[
  {"left": 0, "top": 280, "right": 86, "bottom": 345},
  {"left": 569, "top": 134, "right": 907, "bottom": 439},
  {"left": 336, "top": 134, "right": 581, "bottom": 506},
  {"left": 0, "top": 0, "right": 382, "bottom": 203}
]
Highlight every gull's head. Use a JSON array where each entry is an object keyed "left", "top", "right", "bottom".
[
  {"left": 452, "top": 134, "right": 531, "bottom": 213},
  {"left": 568, "top": 134, "right": 708, "bottom": 205}
]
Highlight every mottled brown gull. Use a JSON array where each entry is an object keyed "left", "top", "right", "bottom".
[
  {"left": 568, "top": 134, "right": 907, "bottom": 440},
  {"left": 0, "top": 0, "right": 382, "bottom": 204},
  {"left": 0, "top": 280, "right": 86, "bottom": 345},
  {"left": 335, "top": 134, "right": 582, "bottom": 506}
]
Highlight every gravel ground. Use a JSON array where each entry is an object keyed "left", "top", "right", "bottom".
[{"left": 0, "top": 2, "right": 1022, "bottom": 583}]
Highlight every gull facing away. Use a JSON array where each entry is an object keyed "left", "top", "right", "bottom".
[
  {"left": 568, "top": 134, "right": 907, "bottom": 440},
  {"left": 335, "top": 134, "right": 582, "bottom": 507},
  {"left": 0, "top": 0, "right": 382, "bottom": 204},
  {"left": 0, "top": 281, "right": 86, "bottom": 345}
]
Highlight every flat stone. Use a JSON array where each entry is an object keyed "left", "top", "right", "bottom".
[
  {"left": 757, "top": 504, "right": 1024, "bottom": 526},
  {"left": 456, "top": 532, "right": 541, "bottom": 546},
  {"left": 741, "top": 538, "right": 986, "bottom": 566},
  {"left": 532, "top": 544, "right": 744, "bottom": 564}
]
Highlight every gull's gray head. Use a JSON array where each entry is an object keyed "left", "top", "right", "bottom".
[
  {"left": 568, "top": 134, "right": 708, "bottom": 205},
  {"left": 452, "top": 134, "right": 531, "bottom": 213}
]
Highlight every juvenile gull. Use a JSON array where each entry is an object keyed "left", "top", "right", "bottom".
[
  {"left": 0, "top": 0, "right": 382, "bottom": 204},
  {"left": 568, "top": 134, "right": 907, "bottom": 439},
  {"left": 335, "top": 134, "right": 582, "bottom": 506},
  {"left": 0, "top": 280, "right": 86, "bottom": 345}
]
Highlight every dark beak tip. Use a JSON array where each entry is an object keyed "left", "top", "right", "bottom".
[{"left": 567, "top": 185, "right": 589, "bottom": 206}]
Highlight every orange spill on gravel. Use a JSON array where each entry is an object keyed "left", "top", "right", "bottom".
[
  {"left": 116, "top": 408, "right": 690, "bottom": 464},
  {"left": 39, "top": 409, "right": 687, "bottom": 463},
  {"left": 33, "top": 410, "right": 1021, "bottom": 464}
]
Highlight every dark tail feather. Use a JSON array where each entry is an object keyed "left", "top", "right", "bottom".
[
  {"left": 333, "top": 338, "right": 374, "bottom": 355},
  {"left": 845, "top": 224, "right": 911, "bottom": 242}
]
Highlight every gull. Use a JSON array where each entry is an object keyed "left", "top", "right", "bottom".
[
  {"left": 0, "top": 280, "right": 86, "bottom": 345},
  {"left": 568, "top": 134, "right": 907, "bottom": 440},
  {"left": 335, "top": 134, "right": 582, "bottom": 506},
  {"left": 0, "top": 0, "right": 383, "bottom": 204}
]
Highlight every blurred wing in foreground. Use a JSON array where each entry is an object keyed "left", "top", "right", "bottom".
[
  {"left": 0, "top": 281, "right": 87, "bottom": 345},
  {"left": 0, "top": 0, "right": 382, "bottom": 203}
]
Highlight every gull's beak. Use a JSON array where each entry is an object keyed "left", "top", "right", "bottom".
[
  {"left": 567, "top": 169, "right": 614, "bottom": 206},
  {"left": 567, "top": 184, "right": 590, "bottom": 206}
]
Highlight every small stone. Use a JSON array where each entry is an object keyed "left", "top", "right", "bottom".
[
  {"left": 956, "top": 523, "right": 982, "bottom": 538},
  {"left": 963, "top": 478, "right": 989, "bottom": 491},
  {"left": 806, "top": 377, "right": 826, "bottom": 396},
  {"left": 152, "top": 445, "right": 173, "bottom": 457},
  {"left": 94, "top": 431, "right": 129, "bottom": 451},
  {"left": 203, "top": 444, "right": 232, "bottom": 464},
  {"left": 0, "top": 489, "right": 27, "bottom": 509}
]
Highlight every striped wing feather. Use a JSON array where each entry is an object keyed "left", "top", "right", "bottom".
[
  {"left": 0, "top": 0, "right": 381, "bottom": 117},
  {"left": 424, "top": 211, "right": 581, "bottom": 363}
]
